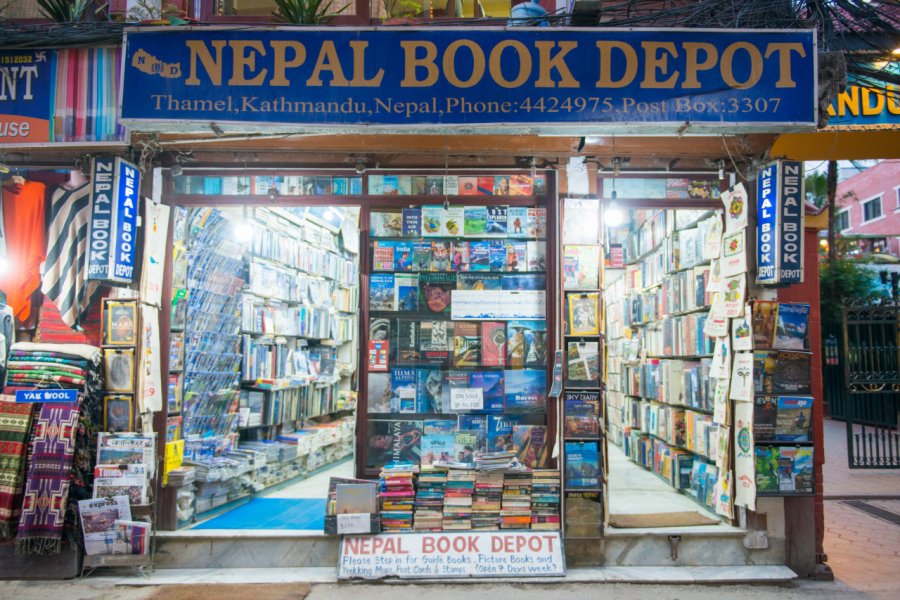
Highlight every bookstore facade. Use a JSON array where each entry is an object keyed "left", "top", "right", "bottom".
[{"left": 0, "top": 25, "right": 826, "bottom": 578}]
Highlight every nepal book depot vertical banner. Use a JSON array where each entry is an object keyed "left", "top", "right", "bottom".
[
  {"left": 87, "top": 157, "right": 141, "bottom": 284},
  {"left": 756, "top": 160, "right": 805, "bottom": 286}
]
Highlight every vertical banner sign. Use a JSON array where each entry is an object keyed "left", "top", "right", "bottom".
[
  {"left": 755, "top": 161, "right": 804, "bottom": 286},
  {"left": 87, "top": 157, "right": 141, "bottom": 284},
  {"left": 0, "top": 50, "right": 55, "bottom": 143}
]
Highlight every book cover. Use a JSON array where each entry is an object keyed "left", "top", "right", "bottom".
[
  {"left": 481, "top": 322, "right": 507, "bottom": 367},
  {"left": 485, "top": 206, "right": 508, "bottom": 236},
  {"left": 493, "top": 176, "right": 511, "bottom": 196},
  {"left": 373, "top": 241, "right": 395, "bottom": 271},
  {"left": 792, "top": 447, "right": 814, "bottom": 494},
  {"left": 487, "top": 415, "right": 525, "bottom": 451},
  {"left": 459, "top": 176, "right": 479, "bottom": 196},
  {"left": 450, "top": 241, "right": 469, "bottom": 272},
  {"left": 753, "top": 396, "right": 778, "bottom": 441},
  {"left": 393, "top": 241, "right": 414, "bottom": 271},
  {"left": 442, "top": 206, "right": 465, "bottom": 237},
  {"left": 444, "top": 175, "right": 459, "bottom": 195},
  {"left": 368, "top": 340, "right": 389, "bottom": 372},
  {"left": 167, "top": 373, "right": 182, "bottom": 413},
  {"left": 563, "top": 245, "right": 600, "bottom": 290},
  {"left": 382, "top": 175, "right": 399, "bottom": 195},
  {"left": 504, "top": 240, "right": 528, "bottom": 272},
  {"left": 401, "top": 208, "right": 421, "bottom": 237},
  {"left": 563, "top": 198, "right": 600, "bottom": 244},
  {"left": 398, "top": 175, "right": 412, "bottom": 196},
  {"left": 477, "top": 176, "right": 494, "bottom": 196},
  {"left": 754, "top": 350, "right": 778, "bottom": 395},
  {"left": 316, "top": 176, "right": 333, "bottom": 195},
  {"left": 421, "top": 434, "right": 455, "bottom": 465},
  {"left": 441, "top": 370, "right": 470, "bottom": 412},
  {"left": 507, "top": 207, "right": 529, "bottom": 237},
  {"left": 773, "top": 351, "right": 812, "bottom": 394},
  {"left": 774, "top": 303, "right": 810, "bottom": 350},
  {"left": 416, "top": 368, "right": 443, "bottom": 413},
  {"left": 470, "top": 371, "right": 505, "bottom": 413},
  {"left": 412, "top": 241, "right": 432, "bottom": 272},
  {"left": 564, "top": 442, "right": 601, "bottom": 488},
  {"left": 504, "top": 369, "right": 547, "bottom": 414},
  {"left": 426, "top": 177, "right": 444, "bottom": 195},
  {"left": 412, "top": 176, "right": 427, "bottom": 195},
  {"left": 422, "top": 205, "right": 443, "bottom": 236},
  {"left": 527, "top": 207, "right": 547, "bottom": 238},
  {"left": 370, "top": 211, "right": 402, "bottom": 237},
  {"left": 464, "top": 206, "right": 488, "bottom": 236},
  {"left": 453, "top": 321, "right": 481, "bottom": 367},
  {"left": 394, "top": 319, "right": 420, "bottom": 365},
  {"left": 430, "top": 241, "right": 452, "bottom": 272},
  {"left": 568, "top": 293, "right": 600, "bottom": 335},
  {"left": 424, "top": 419, "right": 457, "bottom": 435},
  {"left": 394, "top": 273, "right": 420, "bottom": 312},
  {"left": 566, "top": 341, "right": 600, "bottom": 387},
  {"left": 455, "top": 431, "right": 480, "bottom": 463},
  {"left": 506, "top": 320, "right": 548, "bottom": 368},
  {"left": 502, "top": 274, "right": 546, "bottom": 292},
  {"left": 419, "top": 272, "right": 454, "bottom": 314},
  {"left": 775, "top": 396, "right": 813, "bottom": 441},
  {"left": 512, "top": 425, "right": 547, "bottom": 469},
  {"left": 367, "top": 372, "right": 392, "bottom": 413},
  {"left": 420, "top": 321, "right": 452, "bottom": 366},
  {"left": 365, "top": 419, "right": 423, "bottom": 470},
  {"left": 349, "top": 177, "right": 363, "bottom": 195},
  {"left": 390, "top": 368, "right": 418, "bottom": 413},
  {"left": 488, "top": 240, "right": 508, "bottom": 271},
  {"left": 468, "top": 241, "right": 491, "bottom": 271},
  {"left": 755, "top": 446, "right": 779, "bottom": 493},
  {"left": 752, "top": 300, "right": 779, "bottom": 348},
  {"left": 527, "top": 241, "right": 546, "bottom": 271},
  {"left": 457, "top": 415, "right": 486, "bottom": 433},
  {"left": 457, "top": 273, "right": 501, "bottom": 290},
  {"left": 509, "top": 174, "right": 533, "bottom": 196},
  {"left": 564, "top": 391, "right": 601, "bottom": 438},
  {"left": 369, "top": 274, "right": 396, "bottom": 311}
]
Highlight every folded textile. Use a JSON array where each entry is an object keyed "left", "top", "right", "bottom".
[
  {"left": 0, "top": 401, "right": 34, "bottom": 539},
  {"left": 9, "top": 354, "right": 91, "bottom": 368},
  {"left": 7, "top": 373, "right": 86, "bottom": 386},
  {"left": 10, "top": 342, "right": 100, "bottom": 363},
  {"left": 8, "top": 365, "right": 88, "bottom": 377}
]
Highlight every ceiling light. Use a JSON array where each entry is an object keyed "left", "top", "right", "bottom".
[{"left": 604, "top": 202, "right": 624, "bottom": 227}]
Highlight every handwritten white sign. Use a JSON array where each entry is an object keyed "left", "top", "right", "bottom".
[
  {"left": 337, "top": 513, "right": 372, "bottom": 535},
  {"left": 339, "top": 531, "right": 565, "bottom": 579},
  {"left": 450, "top": 388, "right": 483, "bottom": 411}
]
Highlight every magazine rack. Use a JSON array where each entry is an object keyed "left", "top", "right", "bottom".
[{"left": 80, "top": 501, "right": 155, "bottom": 578}]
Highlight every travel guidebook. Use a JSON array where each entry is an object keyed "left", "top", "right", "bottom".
[
  {"left": 394, "top": 319, "right": 419, "bottom": 365},
  {"left": 419, "top": 272, "right": 454, "bottom": 314},
  {"left": 504, "top": 240, "right": 528, "bottom": 272},
  {"left": 507, "top": 206, "right": 529, "bottom": 237},
  {"left": 464, "top": 206, "right": 488, "bottom": 237},
  {"left": 501, "top": 274, "right": 546, "bottom": 290},
  {"left": 369, "top": 274, "right": 395, "bottom": 311},
  {"left": 468, "top": 241, "right": 491, "bottom": 271},
  {"left": 481, "top": 321, "right": 507, "bottom": 367},
  {"left": 774, "top": 303, "right": 810, "bottom": 350},
  {"left": 563, "top": 245, "right": 600, "bottom": 290},
  {"left": 367, "top": 372, "right": 391, "bottom": 413},
  {"left": 485, "top": 206, "right": 508, "bottom": 236},
  {"left": 421, "top": 434, "right": 454, "bottom": 466},
  {"left": 487, "top": 414, "right": 526, "bottom": 452},
  {"left": 442, "top": 206, "right": 465, "bottom": 237},
  {"left": 412, "top": 241, "right": 432, "bottom": 272},
  {"left": 365, "top": 419, "right": 423, "bottom": 470},
  {"left": 457, "top": 273, "right": 501, "bottom": 290},
  {"left": 370, "top": 211, "right": 403, "bottom": 237},
  {"left": 452, "top": 321, "right": 481, "bottom": 367},
  {"left": 393, "top": 240, "right": 414, "bottom": 271},
  {"left": 419, "top": 321, "right": 452, "bottom": 366},
  {"left": 390, "top": 368, "right": 418, "bottom": 413},
  {"left": 489, "top": 240, "right": 508, "bottom": 271},
  {"left": 511, "top": 425, "right": 547, "bottom": 469},
  {"left": 422, "top": 205, "right": 443, "bottom": 236},
  {"left": 416, "top": 368, "right": 443, "bottom": 413},
  {"left": 450, "top": 241, "right": 470, "bottom": 272},
  {"left": 504, "top": 369, "right": 547, "bottom": 413},
  {"left": 394, "top": 273, "right": 419, "bottom": 311},
  {"left": 430, "top": 241, "right": 452, "bottom": 271},
  {"left": 470, "top": 371, "right": 505, "bottom": 413},
  {"left": 506, "top": 320, "right": 548, "bottom": 368},
  {"left": 402, "top": 207, "right": 422, "bottom": 237},
  {"left": 564, "top": 391, "right": 601, "bottom": 438},
  {"left": 566, "top": 341, "right": 601, "bottom": 387},
  {"left": 565, "top": 442, "right": 601, "bottom": 488}
]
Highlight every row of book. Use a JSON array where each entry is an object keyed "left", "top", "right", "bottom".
[
  {"left": 618, "top": 359, "right": 714, "bottom": 412},
  {"left": 173, "top": 174, "right": 364, "bottom": 197},
  {"left": 241, "top": 297, "right": 334, "bottom": 339},
  {"left": 370, "top": 205, "right": 547, "bottom": 239},
  {"left": 373, "top": 239, "right": 547, "bottom": 273},
  {"left": 750, "top": 301, "right": 811, "bottom": 351},
  {"left": 756, "top": 445, "right": 814, "bottom": 494},
  {"left": 369, "top": 174, "right": 547, "bottom": 198},
  {"left": 250, "top": 227, "right": 358, "bottom": 286},
  {"left": 634, "top": 401, "right": 716, "bottom": 459},
  {"left": 370, "top": 319, "right": 547, "bottom": 370},
  {"left": 623, "top": 266, "right": 714, "bottom": 325},
  {"left": 370, "top": 272, "right": 546, "bottom": 314},
  {"left": 369, "top": 368, "right": 547, "bottom": 415},
  {"left": 241, "top": 337, "right": 337, "bottom": 384},
  {"left": 333, "top": 286, "right": 359, "bottom": 313},
  {"left": 754, "top": 396, "right": 813, "bottom": 442}
]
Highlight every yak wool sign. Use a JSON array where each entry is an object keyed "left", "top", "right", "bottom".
[{"left": 338, "top": 531, "right": 565, "bottom": 579}]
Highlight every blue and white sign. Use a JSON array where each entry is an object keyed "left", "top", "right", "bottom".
[
  {"left": 16, "top": 389, "right": 79, "bottom": 403},
  {"left": 756, "top": 160, "right": 805, "bottom": 286},
  {"left": 87, "top": 157, "right": 141, "bottom": 283},
  {"left": 121, "top": 28, "right": 817, "bottom": 132}
]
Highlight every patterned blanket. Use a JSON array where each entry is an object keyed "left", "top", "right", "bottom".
[{"left": 0, "top": 401, "right": 34, "bottom": 539}]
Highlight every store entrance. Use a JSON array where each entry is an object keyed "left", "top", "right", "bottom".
[{"left": 163, "top": 190, "right": 361, "bottom": 531}]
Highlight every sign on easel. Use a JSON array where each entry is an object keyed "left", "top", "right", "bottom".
[{"left": 338, "top": 531, "right": 565, "bottom": 579}]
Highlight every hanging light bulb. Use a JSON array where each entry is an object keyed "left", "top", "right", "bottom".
[
  {"left": 234, "top": 206, "right": 255, "bottom": 242},
  {"left": 604, "top": 201, "right": 624, "bottom": 227}
]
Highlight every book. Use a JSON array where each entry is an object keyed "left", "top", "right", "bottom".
[
  {"left": 393, "top": 241, "right": 414, "bottom": 271},
  {"left": 453, "top": 322, "right": 481, "bottom": 367},
  {"left": 365, "top": 419, "right": 423, "bottom": 470},
  {"left": 469, "top": 241, "right": 491, "bottom": 271},
  {"left": 416, "top": 368, "right": 443, "bottom": 413},
  {"left": 509, "top": 174, "right": 533, "bottom": 196},
  {"left": 755, "top": 445, "right": 779, "bottom": 493},
  {"left": 455, "top": 431, "right": 480, "bottom": 463},
  {"left": 441, "top": 370, "right": 471, "bottom": 412},
  {"left": 367, "top": 372, "right": 392, "bottom": 413},
  {"left": 383, "top": 175, "right": 399, "bottom": 195},
  {"left": 773, "top": 351, "right": 812, "bottom": 394},
  {"left": 511, "top": 425, "right": 547, "bottom": 469},
  {"left": 373, "top": 241, "right": 395, "bottom": 271},
  {"left": 506, "top": 320, "right": 548, "bottom": 368},
  {"left": 459, "top": 176, "right": 479, "bottom": 195},
  {"left": 565, "top": 442, "right": 601, "bottom": 488},
  {"left": 422, "top": 205, "right": 443, "bottom": 236},
  {"left": 412, "top": 176, "right": 427, "bottom": 195},
  {"left": 563, "top": 198, "right": 601, "bottom": 244},
  {"left": 421, "top": 434, "right": 455, "bottom": 466},
  {"left": 527, "top": 207, "right": 547, "bottom": 238},
  {"left": 504, "top": 369, "right": 547, "bottom": 413},
  {"left": 450, "top": 241, "right": 469, "bottom": 272},
  {"left": 394, "top": 319, "right": 420, "bottom": 365},
  {"left": 488, "top": 240, "right": 508, "bottom": 271},
  {"left": 402, "top": 208, "right": 422, "bottom": 237},
  {"left": 470, "top": 371, "right": 505, "bottom": 413},
  {"left": 502, "top": 273, "right": 545, "bottom": 290},
  {"left": 457, "top": 273, "right": 501, "bottom": 290},
  {"left": 504, "top": 240, "right": 528, "bottom": 272},
  {"left": 398, "top": 176, "right": 412, "bottom": 196},
  {"left": 425, "top": 419, "right": 457, "bottom": 435},
  {"left": 566, "top": 341, "right": 600, "bottom": 387},
  {"left": 426, "top": 177, "right": 444, "bottom": 195},
  {"left": 457, "top": 415, "right": 486, "bottom": 433},
  {"left": 564, "top": 391, "right": 601, "bottom": 438},
  {"left": 390, "top": 368, "right": 418, "bottom": 413},
  {"left": 487, "top": 415, "right": 526, "bottom": 451},
  {"left": 493, "top": 176, "right": 511, "bottom": 196},
  {"left": 419, "top": 272, "right": 454, "bottom": 314},
  {"left": 430, "top": 241, "right": 452, "bottom": 272},
  {"left": 507, "top": 207, "right": 529, "bottom": 237},
  {"left": 477, "top": 176, "right": 494, "bottom": 196},
  {"left": 481, "top": 322, "right": 507, "bottom": 367},
  {"left": 485, "top": 206, "right": 508, "bottom": 236},
  {"left": 442, "top": 206, "right": 465, "bottom": 237},
  {"left": 752, "top": 300, "right": 779, "bottom": 348},
  {"left": 563, "top": 245, "right": 600, "bottom": 290},
  {"left": 412, "top": 241, "right": 432, "bottom": 272},
  {"left": 568, "top": 292, "right": 600, "bottom": 335},
  {"left": 370, "top": 211, "right": 403, "bottom": 237},
  {"left": 753, "top": 396, "right": 778, "bottom": 441},
  {"left": 420, "top": 321, "right": 452, "bottom": 366},
  {"left": 369, "top": 274, "right": 396, "bottom": 311},
  {"left": 527, "top": 241, "right": 546, "bottom": 271},
  {"left": 445, "top": 176, "right": 459, "bottom": 195},
  {"left": 464, "top": 206, "right": 488, "bottom": 236},
  {"left": 167, "top": 373, "right": 182, "bottom": 413},
  {"left": 394, "top": 273, "right": 420, "bottom": 311},
  {"left": 774, "top": 303, "right": 810, "bottom": 350}
]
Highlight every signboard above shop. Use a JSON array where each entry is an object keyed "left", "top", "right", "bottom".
[{"left": 120, "top": 27, "right": 817, "bottom": 134}]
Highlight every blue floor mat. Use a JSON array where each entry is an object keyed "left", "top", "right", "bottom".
[{"left": 193, "top": 498, "right": 326, "bottom": 530}]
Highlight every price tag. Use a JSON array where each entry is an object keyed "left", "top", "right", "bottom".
[
  {"left": 450, "top": 388, "right": 483, "bottom": 411},
  {"left": 337, "top": 513, "right": 371, "bottom": 535}
]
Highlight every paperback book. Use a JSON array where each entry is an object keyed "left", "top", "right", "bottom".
[
  {"left": 373, "top": 241, "right": 395, "bottom": 271},
  {"left": 412, "top": 241, "right": 432, "bottom": 272},
  {"left": 468, "top": 241, "right": 491, "bottom": 271},
  {"left": 367, "top": 372, "right": 392, "bottom": 413},
  {"left": 511, "top": 425, "right": 547, "bottom": 469},
  {"left": 394, "top": 241, "right": 414, "bottom": 271},
  {"left": 370, "top": 211, "right": 403, "bottom": 237},
  {"left": 464, "top": 206, "right": 488, "bottom": 237},
  {"left": 390, "top": 368, "right": 418, "bottom": 413},
  {"left": 430, "top": 241, "right": 452, "bottom": 272},
  {"left": 527, "top": 207, "right": 547, "bottom": 238},
  {"left": 487, "top": 415, "right": 526, "bottom": 451},
  {"left": 453, "top": 322, "right": 482, "bottom": 367},
  {"left": 564, "top": 391, "right": 601, "bottom": 438},
  {"left": 504, "top": 369, "right": 547, "bottom": 413},
  {"left": 485, "top": 206, "right": 508, "bottom": 236},
  {"left": 416, "top": 368, "right": 443, "bottom": 413},
  {"left": 369, "top": 274, "right": 396, "bottom": 311},
  {"left": 566, "top": 341, "right": 601, "bottom": 387},
  {"left": 774, "top": 303, "right": 810, "bottom": 350},
  {"left": 481, "top": 322, "right": 507, "bottom": 367},
  {"left": 565, "top": 442, "right": 601, "bottom": 488},
  {"left": 402, "top": 208, "right": 422, "bottom": 237},
  {"left": 506, "top": 320, "right": 548, "bottom": 368},
  {"left": 527, "top": 241, "right": 546, "bottom": 271},
  {"left": 568, "top": 292, "right": 600, "bottom": 335},
  {"left": 422, "top": 205, "right": 443, "bottom": 236},
  {"left": 507, "top": 207, "right": 529, "bottom": 237},
  {"left": 421, "top": 434, "right": 455, "bottom": 465},
  {"left": 563, "top": 245, "right": 600, "bottom": 290},
  {"left": 394, "top": 319, "right": 419, "bottom": 365},
  {"left": 457, "top": 273, "right": 502, "bottom": 290},
  {"left": 501, "top": 274, "right": 545, "bottom": 290},
  {"left": 442, "top": 206, "right": 465, "bottom": 237},
  {"left": 504, "top": 241, "right": 528, "bottom": 272},
  {"left": 488, "top": 240, "right": 508, "bottom": 271},
  {"left": 395, "top": 274, "right": 420, "bottom": 312},
  {"left": 419, "top": 321, "right": 452, "bottom": 366},
  {"left": 450, "top": 241, "right": 470, "bottom": 272}
]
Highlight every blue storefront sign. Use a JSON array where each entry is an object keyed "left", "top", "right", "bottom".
[
  {"left": 87, "top": 157, "right": 141, "bottom": 284},
  {"left": 0, "top": 50, "right": 55, "bottom": 143},
  {"left": 16, "top": 389, "right": 79, "bottom": 403},
  {"left": 826, "top": 63, "right": 900, "bottom": 129},
  {"left": 756, "top": 160, "right": 805, "bottom": 286},
  {"left": 120, "top": 28, "right": 816, "bottom": 131}
]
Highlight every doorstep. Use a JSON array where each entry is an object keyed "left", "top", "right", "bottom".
[{"left": 97, "top": 565, "right": 797, "bottom": 585}]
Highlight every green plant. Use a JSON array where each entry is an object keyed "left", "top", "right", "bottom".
[
  {"left": 37, "top": 0, "right": 92, "bottom": 22},
  {"left": 127, "top": 0, "right": 181, "bottom": 21},
  {"left": 819, "top": 245, "right": 889, "bottom": 321},
  {"left": 382, "top": 0, "right": 422, "bottom": 17},
  {"left": 272, "top": 0, "right": 348, "bottom": 24}
]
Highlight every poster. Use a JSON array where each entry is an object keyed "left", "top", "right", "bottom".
[
  {"left": 729, "top": 351, "right": 754, "bottom": 402},
  {"left": 722, "top": 274, "right": 746, "bottom": 319},
  {"left": 451, "top": 290, "right": 545, "bottom": 320},
  {"left": 720, "top": 230, "right": 748, "bottom": 277},
  {"left": 731, "top": 307, "right": 754, "bottom": 351},
  {"left": 137, "top": 304, "right": 162, "bottom": 413},
  {"left": 734, "top": 402, "right": 757, "bottom": 510},
  {"left": 723, "top": 182, "right": 748, "bottom": 232},
  {"left": 140, "top": 200, "right": 170, "bottom": 307}
]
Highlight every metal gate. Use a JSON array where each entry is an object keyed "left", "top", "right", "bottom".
[{"left": 841, "top": 301, "right": 900, "bottom": 468}]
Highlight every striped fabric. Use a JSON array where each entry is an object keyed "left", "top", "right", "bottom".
[
  {"left": 0, "top": 400, "right": 34, "bottom": 540},
  {"left": 40, "top": 184, "right": 99, "bottom": 329},
  {"left": 51, "top": 48, "right": 125, "bottom": 143}
]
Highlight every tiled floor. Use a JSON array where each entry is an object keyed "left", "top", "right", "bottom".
[{"left": 264, "top": 457, "right": 354, "bottom": 499}]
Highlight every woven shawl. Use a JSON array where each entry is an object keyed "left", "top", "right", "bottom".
[
  {"left": 0, "top": 401, "right": 33, "bottom": 539},
  {"left": 15, "top": 403, "right": 79, "bottom": 554}
]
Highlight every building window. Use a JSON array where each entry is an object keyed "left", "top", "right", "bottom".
[
  {"left": 836, "top": 210, "right": 850, "bottom": 232},
  {"left": 863, "top": 195, "right": 883, "bottom": 223},
  {"left": 895, "top": 187, "right": 900, "bottom": 210},
  {"left": 872, "top": 238, "right": 889, "bottom": 254}
]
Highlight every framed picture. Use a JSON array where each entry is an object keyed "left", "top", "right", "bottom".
[
  {"left": 103, "top": 395, "right": 133, "bottom": 433},
  {"left": 568, "top": 293, "right": 600, "bottom": 336},
  {"left": 104, "top": 349, "right": 135, "bottom": 393},
  {"left": 104, "top": 300, "right": 138, "bottom": 346}
]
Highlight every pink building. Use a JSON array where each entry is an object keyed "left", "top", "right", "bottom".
[{"left": 835, "top": 160, "right": 900, "bottom": 257}]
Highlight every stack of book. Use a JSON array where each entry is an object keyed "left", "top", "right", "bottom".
[
  {"left": 472, "top": 471, "right": 504, "bottom": 530},
  {"left": 414, "top": 466, "right": 447, "bottom": 531},
  {"left": 443, "top": 469, "right": 477, "bottom": 530},
  {"left": 500, "top": 471, "right": 533, "bottom": 529},
  {"left": 530, "top": 469, "right": 561, "bottom": 530},
  {"left": 475, "top": 450, "right": 517, "bottom": 471},
  {"left": 379, "top": 464, "right": 418, "bottom": 532}
]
